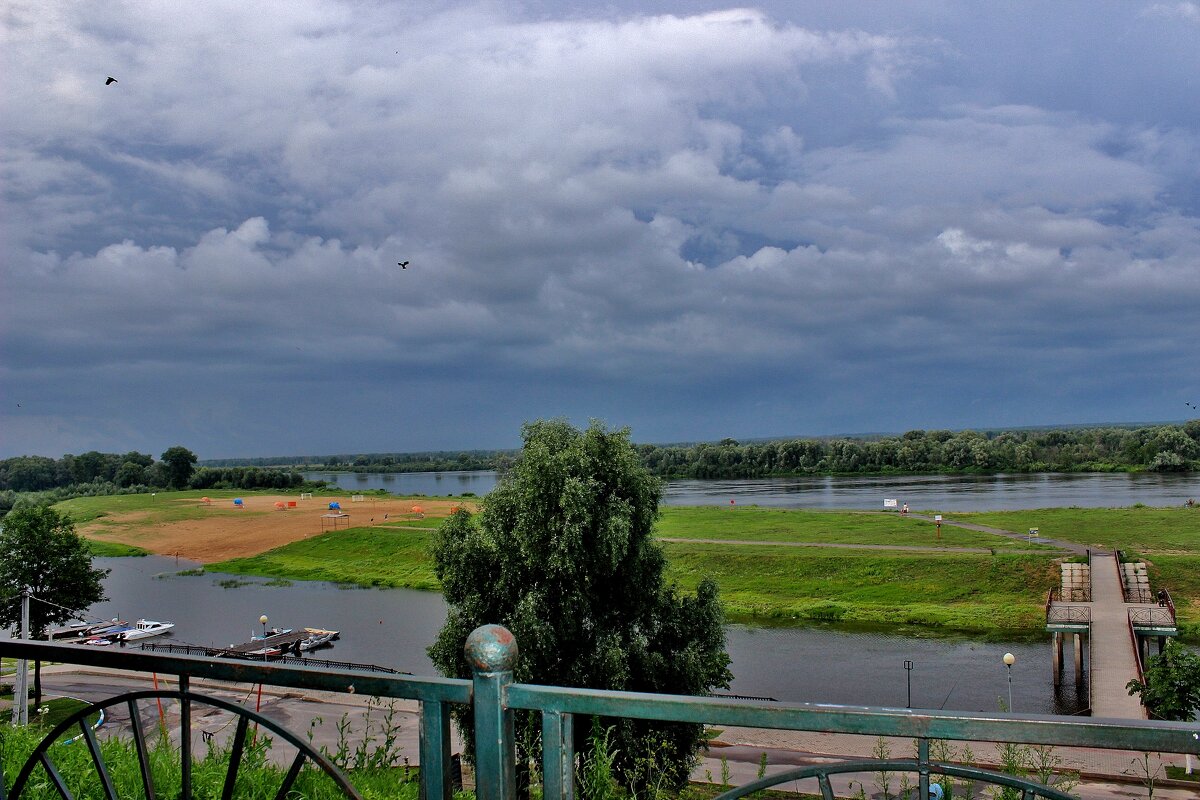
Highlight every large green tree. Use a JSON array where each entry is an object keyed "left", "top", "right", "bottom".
[
  {"left": 0, "top": 505, "right": 108, "bottom": 706},
  {"left": 429, "top": 419, "right": 731, "bottom": 791},
  {"left": 160, "top": 445, "right": 198, "bottom": 489}
]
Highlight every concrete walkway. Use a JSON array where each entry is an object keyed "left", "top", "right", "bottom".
[{"left": 1087, "top": 553, "right": 1150, "bottom": 719}]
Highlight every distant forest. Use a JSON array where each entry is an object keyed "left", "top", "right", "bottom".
[
  {"left": 0, "top": 447, "right": 311, "bottom": 514},
  {"left": 200, "top": 421, "right": 1200, "bottom": 479}
]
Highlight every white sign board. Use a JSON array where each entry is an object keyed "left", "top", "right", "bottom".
[
  {"left": 934, "top": 515, "right": 943, "bottom": 522},
  {"left": 884, "top": 499, "right": 898, "bottom": 508}
]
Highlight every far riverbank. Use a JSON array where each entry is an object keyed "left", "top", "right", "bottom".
[{"left": 304, "top": 470, "right": 1200, "bottom": 510}]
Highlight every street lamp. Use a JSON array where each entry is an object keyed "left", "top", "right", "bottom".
[
  {"left": 259, "top": 614, "right": 269, "bottom": 638},
  {"left": 903, "top": 660, "right": 914, "bottom": 708},
  {"left": 1003, "top": 652, "right": 1016, "bottom": 711}
]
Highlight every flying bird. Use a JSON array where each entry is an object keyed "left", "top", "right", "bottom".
[
  {"left": 105, "top": 76, "right": 118, "bottom": 85},
  {"left": 397, "top": 261, "right": 409, "bottom": 269}
]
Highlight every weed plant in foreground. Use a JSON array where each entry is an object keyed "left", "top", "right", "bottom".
[{"left": 0, "top": 699, "right": 421, "bottom": 800}]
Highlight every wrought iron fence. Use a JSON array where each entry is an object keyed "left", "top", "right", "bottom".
[
  {"left": 3, "top": 626, "right": 1200, "bottom": 800},
  {"left": 1046, "top": 605, "right": 1091, "bottom": 624},
  {"left": 1128, "top": 607, "right": 1175, "bottom": 627},
  {"left": 1051, "top": 585, "right": 1092, "bottom": 603}
]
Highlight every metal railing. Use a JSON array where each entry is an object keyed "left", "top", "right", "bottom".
[
  {"left": 4, "top": 626, "right": 1200, "bottom": 800},
  {"left": 1046, "top": 605, "right": 1091, "bottom": 624},
  {"left": 1128, "top": 607, "right": 1176, "bottom": 627},
  {"left": 1049, "top": 585, "right": 1091, "bottom": 604}
]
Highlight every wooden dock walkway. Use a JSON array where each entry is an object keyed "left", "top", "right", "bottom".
[
  {"left": 1087, "top": 553, "right": 1149, "bottom": 719},
  {"left": 1046, "top": 551, "right": 1178, "bottom": 719}
]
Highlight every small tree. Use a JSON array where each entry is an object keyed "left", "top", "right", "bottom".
[
  {"left": 1128, "top": 639, "right": 1200, "bottom": 774},
  {"left": 1127, "top": 639, "right": 1200, "bottom": 721},
  {"left": 0, "top": 505, "right": 108, "bottom": 706},
  {"left": 429, "top": 419, "right": 731, "bottom": 792},
  {"left": 160, "top": 445, "right": 198, "bottom": 489}
]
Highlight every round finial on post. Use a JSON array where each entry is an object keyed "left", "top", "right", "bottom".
[{"left": 465, "top": 624, "right": 519, "bottom": 673}]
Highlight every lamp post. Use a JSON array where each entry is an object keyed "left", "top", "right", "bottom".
[
  {"left": 903, "top": 660, "right": 914, "bottom": 708},
  {"left": 259, "top": 614, "right": 269, "bottom": 638},
  {"left": 1003, "top": 652, "right": 1016, "bottom": 711}
]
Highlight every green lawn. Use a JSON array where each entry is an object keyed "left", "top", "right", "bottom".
[
  {"left": 212, "top": 526, "right": 440, "bottom": 589},
  {"left": 87, "top": 540, "right": 150, "bottom": 557},
  {"left": 662, "top": 542, "right": 1056, "bottom": 633},
  {"left": 54, "top": 490, "right": 280, "bottom": 528},
  {"left": 948, "top": 507, "right": 1200, "bottom": 554},
  {"left": 212, "top": 522, "right": 1058, "bottom": 635},
  {"left": 656, "top": 506, "right": 1054, "bottom": 550}
]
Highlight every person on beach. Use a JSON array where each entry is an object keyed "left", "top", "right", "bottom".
[
  {"left": 901, "top": 502, "right": 909, "bottom": 515},
  {"left": 1157, "top": 588, "right": 1168, "bottom": 607}
]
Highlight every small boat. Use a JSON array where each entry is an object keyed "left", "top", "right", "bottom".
[
  {"left": 251, "top": 627, "right": 293, "bottom": 641},
  {"left": 298, "top": 627, "right": 340, "bottom": 652},
  {"left": 118, "top": 619, "right": 175, "bottom": 641}
]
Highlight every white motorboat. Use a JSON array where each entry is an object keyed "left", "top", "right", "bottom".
[{"left": 118, "top": 619, "right": 176, "bottom": 641}]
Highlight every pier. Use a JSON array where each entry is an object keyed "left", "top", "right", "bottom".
[{"left": 1045, "top": 550, "right": 1177, "bottom": 718}]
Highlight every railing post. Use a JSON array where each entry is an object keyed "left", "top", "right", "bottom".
[{"left": 466, "top": 624, "right": 518, "bottom": 800}]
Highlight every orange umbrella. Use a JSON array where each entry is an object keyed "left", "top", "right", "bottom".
[{"left": 410, "top": 505, "right": 424, "bottom": 514}]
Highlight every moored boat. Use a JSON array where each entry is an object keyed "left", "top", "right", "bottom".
[{"left": 119, "top": 619, "right": 175, "bottom": 641}]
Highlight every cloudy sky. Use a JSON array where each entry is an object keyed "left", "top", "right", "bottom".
[{"left": 2, "top": 2, "right": 1198, "bottom": 459}]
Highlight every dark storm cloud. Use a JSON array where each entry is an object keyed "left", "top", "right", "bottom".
[{"left": 2, "top": 2, "right": 1197, "bottom": 457}]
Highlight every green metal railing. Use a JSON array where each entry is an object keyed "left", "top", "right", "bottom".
[{"left": 4, "top": 625, "right": 1200, "bottom": 800}]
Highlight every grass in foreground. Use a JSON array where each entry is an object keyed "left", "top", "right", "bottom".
[
  {"left": 656, "top": 506, "right": 1054, "bottom": 551},
  {"left": 0, "top": 717, "right": 419, "bottom": 800}
]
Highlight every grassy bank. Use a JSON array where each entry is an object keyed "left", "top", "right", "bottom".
[
  {"left": 66, "top": 494, "right": 1199, "bottom": 638},
  {"left": 214, "top": 527, "right": 441, "bottom": 589},
  {"left": 211, "top": 521, "right": 1059, "bottom": 636},
  {"left": 949, "top": 506, "right": 1200, "bottom": 636},
  {"left": 948, "top": 506, "right": 1199, "bottom": 553},
  {"left": 657, "top": 506, "right": 1053, "bottom": 550},
  {"left": 662, "top": 543, "right": 1056, "bottom": 633}
]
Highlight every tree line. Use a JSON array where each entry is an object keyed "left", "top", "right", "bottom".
[
  {"left": 0, "top": 446, "right": 310, "bottom": 516},
  {"left": 635, "top": 422, "right": 1200, "bottom": 478},
  {"left": 207, "top": 421, "right": 1199, "bottom": 479}
]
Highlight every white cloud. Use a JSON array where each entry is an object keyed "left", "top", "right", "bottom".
[{"left": 2, "top": 2, "right": 1199, "bottom": 455}]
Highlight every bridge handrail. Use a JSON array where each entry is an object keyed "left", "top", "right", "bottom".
[
  {"left": 1128, "top": 607, "right": 1175, "bottom": 627},
  {"left": 1046, "top": 605, "right": 1091, "bottom": 624},
  {"left": 5, "top": 628, "right": 1200, "bottom": 800},
  {"left": 1126, "top": 612, "right": 1146, "bottom": 685}
]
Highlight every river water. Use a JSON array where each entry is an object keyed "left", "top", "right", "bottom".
[
  {"left": 78, "top": 556, "right": 1087, "bottom": 715},
  {"left": 304, "top": 470, "right": 1200, "bottom": 511}
]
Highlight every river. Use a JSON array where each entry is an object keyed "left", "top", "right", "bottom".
[
  {"left": 76, "top": 556, "right": 1088, "bottom": 715},
  {"left": 304, "top": 470, "right": 1200, "bottom": 511}
]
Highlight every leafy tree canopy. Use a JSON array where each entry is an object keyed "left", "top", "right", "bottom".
[
  {"left": 429, "top": 419, "right": 731, "bottom": 791},
  {"left": 1127, "top": 639, "right": 1200, "bottom": 721},
  {"left": 160, "top": 445, "right": 198, "bottom": 489},
  {"left": 0, "top": 505, "right": 108, "bottom": 637}
]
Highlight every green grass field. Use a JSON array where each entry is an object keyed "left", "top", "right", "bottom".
[
  {"left": 662, "top": 543, "right": 1057, "bottom": 633},
  {"left": 656, "top": 506, "right": 1053, "bottom": 550},
  {"left": 64, "top": 493, "right": 1198, "bottom": 638},
  {"left": 948, "top": 507, "right": 1200, "bottom": 553},
  {"left": 214, "top": 527, "right": 441, "bottom": 590}
]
